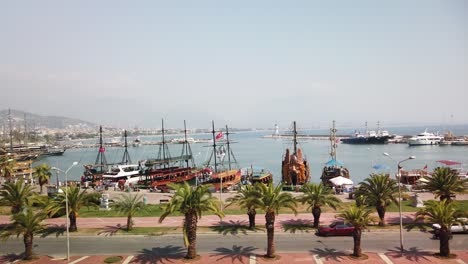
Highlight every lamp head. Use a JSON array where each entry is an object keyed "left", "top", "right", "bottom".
[
  {"left": 383, "top": 152, "right": 390, "bottom": 157},
  {"left": 72, "top": 161, "right": 78, "bottom": 166},
  {"left": 409, "top": 156, "right": 416, "bottom": 160}
]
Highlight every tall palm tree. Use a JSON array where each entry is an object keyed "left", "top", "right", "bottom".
[
  {"left": 415, "top": 200, "right": 465, "bottom": 257},
  {"left": 0, "top": 180, "right": 37, "bottom": 214},
  {"left": 297, "top": 183, "right": 341, "bottom": 228},
  {"left": 336, "top": 205, "right": 375, "bottom": 257},
  {"left": 33, "top": 163, "right": 52, "bottom": 194},
  {"left": 113, "top": 193, "right": 145, "bottom": 231},
  {"left": 0, "top": 157, "right": 16, "bottom": 183},
  {"left": 46, "top": 186, "right": 94, "bottom": 232},
  {"left": 256, "top": 182, "right": 297, "bottom": 258},
  {"left": 0, "top": 208, "right": 47, "bottom": 260},
  {"left": 354, "top": 174, "right": 398, "bottom": 226},
  {"left": 419, "top": 167, "right": 468, "bottom": 201},
  {"left": 159, "top": 182, "right": 224, "bottom": 259},
  {"left": 225, "top": 184, "right": 262, "bottom": 229}
]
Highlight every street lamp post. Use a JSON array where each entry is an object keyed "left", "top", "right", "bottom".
[
  {"left": 51, "top": 161, "right": 78, "bottom": 261},
  {"left": 383, "top": 153, "right": 415, "bottom": 255}
]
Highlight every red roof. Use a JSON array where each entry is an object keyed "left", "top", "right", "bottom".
[{"left": 436, "top": 160, "right": 461, "bottom": 166}]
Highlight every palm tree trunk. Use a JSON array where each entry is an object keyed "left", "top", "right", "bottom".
[
  {"left": 69, "top": 211, "right": 77, "bottom": 232},
  {"left": 23, "top": 232, "right": 33, "bottom": 260},
  {"left": 40, "top": 184, "right": 43, "bottom": 194},
  {"left": 312, "top": 206, "right": 321, "bottom": 228},
  {"left": 376, "top": 205, "right": 386, "bottom": 226},
  {"left": 247, "top": 208, "right": 256, "bottom": 229},
  {"left": 265, "top": 211, "right": 276, "bottom": 258},
  {"left": 352, "top": 227, "right": 362, "bottom": 257},
  {"left": 127, "top": 215, "right": 133, "bottom": 231},
  {"left": 185, "top": 211, "right": 198, "bottom": 259},
  {"left": 439, "top": 228, "right": 451, "bottom": 257}
]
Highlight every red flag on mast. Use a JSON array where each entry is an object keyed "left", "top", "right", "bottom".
[{"left": 215, "top": 132, "right": 223, "bottom": 140}]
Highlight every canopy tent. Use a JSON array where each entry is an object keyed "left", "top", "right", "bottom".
[
  {"left": 372, "top": 164, "right": 390, "bottom": 170},
  {"left": 436, "top": 160, "right": 461, "bottom": 166},
  {"left": 329, "top": 176, "right": 354, "bottom": 186},
  {"left": 326, "top": 159, "right": 344, "bottom": 167}
]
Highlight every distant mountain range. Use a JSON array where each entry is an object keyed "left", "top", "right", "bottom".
[{"left": 0, "top": 109, "right": 96, "bottom": 129}]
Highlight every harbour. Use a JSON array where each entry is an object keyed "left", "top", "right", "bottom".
[{"left": 33, "top": 127, "right": 468, "bottom": 186}]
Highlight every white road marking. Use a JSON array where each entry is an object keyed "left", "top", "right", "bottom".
[
  {"left": 249, "top": 254, "right": 256, "bottom": 264},
  {"left": 122, "top": 255, "right": 134, "bottom": 264},
  {"left": 69, "top": 256, "right": 89, "bottom": 264},
  {"left": 378, "top": 253, "right": 394, "bottom": 264},
  {"left": 313, "top": 254, "right": 323, "bottom": 264}
]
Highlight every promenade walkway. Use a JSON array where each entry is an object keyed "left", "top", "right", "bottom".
[{"left": 0, "top": 212, "right": 419, "bottom": 229}]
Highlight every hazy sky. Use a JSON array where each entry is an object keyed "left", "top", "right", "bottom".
[{"left": 0, "top": 1, "right": 466, "bottom": 129}]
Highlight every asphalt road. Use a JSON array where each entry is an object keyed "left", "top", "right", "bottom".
[{"left": 1, "top": 232, "right": 467, "bottom": 257}]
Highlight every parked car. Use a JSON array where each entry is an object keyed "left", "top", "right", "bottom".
[
  {"left": 317, "top": 221, "right": 354, "bottom": 236},
  {"left": 432, "top": 218, "right": 468, "bottom": 239}
]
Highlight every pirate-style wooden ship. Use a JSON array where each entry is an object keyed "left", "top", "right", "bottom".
[{"left": 281, "top": 121, "right": 310, "bottom": 187}]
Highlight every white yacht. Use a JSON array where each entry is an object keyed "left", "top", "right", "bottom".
[
  {"left": 408, "top": 129, "right": 443, "bottom": 146},
  {"left": 102, "top": 164, "right": 142, "bottom": 186}
]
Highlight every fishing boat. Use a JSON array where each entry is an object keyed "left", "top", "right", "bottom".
[
  {"left": 281, "top": 121, "right": 310, "bottom": 188},
  {"left": 140, "top": 120, "right": 201, "bottom": 189},
  {"left": 200, "top": 122, "right": 241, "bottom": 191},
  {"left": 321, "top": 121, "right": 351, "bottom": 187},
  {"left": 241, "top": 166, "right": 273, "bottom": 185}
]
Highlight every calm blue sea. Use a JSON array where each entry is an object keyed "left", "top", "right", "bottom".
[{"left": 36, "top": 126, "right": 468, "bottom": 185}]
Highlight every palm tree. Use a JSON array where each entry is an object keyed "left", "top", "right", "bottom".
[
  {"left": 354, "top": 174, "right": 398, "bottom": 226},
  {"left": 46, "top": 186, "right": 94, "bottom": 232},
  {"left": 419, "top": 167, "right": 468, "bottom": 201},
  {"left": 225, "top": 184, "right": 262, "bottom": 229},
  {"left": 0, "top": 157, "right": 16, "bottom": 183},
  {"left": 159, "top": 182, "right": 224, "bottom": 259},
  {"left": 0, "top": 208, "right": 47, "bottom": 260},
  {"left": 415, "top": 200, "right": 465, "bottom": 257},
  {"left": 113, "top": 193, "right": 145, "bottom": 231},
  {"left": 0, "top": 180, "right": 37, "bottom": 214},
  {"left": 336, "top": 204, "right": 375, "bottom": 257},
  {"left": 33, "top": 163, "right": 52, "bottom": 194},
  {"left": 297, "top": 183, "right": 341, "bottom": 228},
  {"left": 256, "top": 182, "right": 297, "bottom": 258}
]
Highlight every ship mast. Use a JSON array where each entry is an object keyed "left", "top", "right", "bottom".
[
  {"left": 330, "top": 120, "right": 338, "bottom": 168},
  {"left": 181, "top": 120, "right": 195, "bottom": 168},
  {"left": 225, "top": 125, "right": 232, "bottom": 170},
  {"left": 211, "top": 120, "right": 218, "bottom": 173},
  {"left": 95, "top": 125, "right": 108, "bottom": 173},
  {"left": 157, "top": 119, "right": 172, "bottom": 169},
  {"left": 293, "top": 121, "right": 297, "bottom": 155},
  {"left": 8, "top": 108, "right": 13, "bottom": 152},
  {"left": 121, "top": 130, "right": 131, "bottom": 165}
]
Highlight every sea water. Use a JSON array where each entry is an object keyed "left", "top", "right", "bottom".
[{"left": 36, "top": 128, "right": 468, "bottom": 185}]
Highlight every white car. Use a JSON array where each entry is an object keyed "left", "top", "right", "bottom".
[{"left": 432, "top": 218, "right": 468, "bottom": 239}]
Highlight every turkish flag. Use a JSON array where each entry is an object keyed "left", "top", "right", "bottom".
[
  {"left": 215, "top": 132, "right": 223, "bottom": 140},
  {"left": 99, "top": 147, "right": 106, "bottom": 153}
]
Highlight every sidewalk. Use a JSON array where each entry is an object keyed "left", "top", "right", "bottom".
[
  {"left": 2, "top": 251, "right": 467, "bottom": 264},
  {"left": 0, "top": 212, "right": 421, "bottom": 230}
]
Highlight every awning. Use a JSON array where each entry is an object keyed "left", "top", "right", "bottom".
[
  {"left": 326, "top": 159, "right": 344, "bottom": 167},
  {"left": 416, "top": 177, "right": 429, "bottom": 183},
  {"left": 436, "top": 160, "right": 461, "bottom": 166},
  {"left": 329, "top": 176, "right": 354, "bottom": 186}
]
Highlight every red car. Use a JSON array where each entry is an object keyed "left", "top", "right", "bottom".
[{"left": 317, "top": 221, "right": 355, "bottom": 236}]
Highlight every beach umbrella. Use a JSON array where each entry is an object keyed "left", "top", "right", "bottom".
[
  {"left": 329, "top": 176, "right": 354, "bottom": 186},
  {"left": 325, "top": 159, "right": 344, "bottom": 167},
  {"left": 372, "top": 164, "right": 390, "bottom": 170}
]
